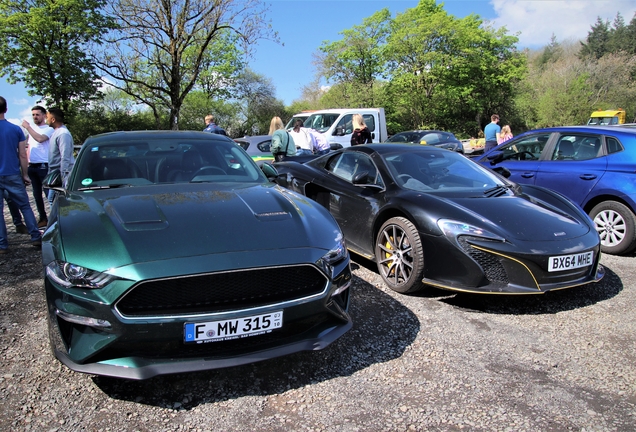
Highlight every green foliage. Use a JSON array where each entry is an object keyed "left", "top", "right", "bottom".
[
  {"left": 70, "top": 105, "right": 157, "bottom": 145},
  {"left": 312, "top": 0, "right": 526, "bottom": 136},
  {"left": 580, "top": 13, "right": 636, "bottom": 59},
  {"left": 382, "top": 0, "right": 525, "bottom": 136},
  {"left": 536, "top": 35, "right": 563, "bottom": 69},
  {"left": 580, "top": 17, "right": 611, "bottom": 59},
  {"left": 178, "top": 91, "right": 242, "bottom": 134},
  {"left": 232, "top": 69, "right": 286, "bottom": 136},
  {"left": 0, "top": 0, "right": 115, "bottom": 118},
  {"left": 319, "top": 9, "right": 391, "bottom": 108}
]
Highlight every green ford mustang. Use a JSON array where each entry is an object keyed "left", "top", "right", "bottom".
[{"left": 42, "top": 131, "right": 352, "bottom": 380}]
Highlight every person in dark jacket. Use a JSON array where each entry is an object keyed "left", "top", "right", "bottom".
[
  {"left": 350, "top": 114, "right": 372, "bottom": 145},
  {"left": 203, "top": 114, "right": 227, "bottom": 136}
]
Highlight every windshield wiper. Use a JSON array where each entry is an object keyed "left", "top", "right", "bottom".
[{"left": 483, "top": 184, "right": 511, "bottom": 198}]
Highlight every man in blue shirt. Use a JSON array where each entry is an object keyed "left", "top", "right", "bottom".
[
  {"left": 484, "top": 114, "right": 501, "bottom": 153},
  {"left": 0, "top": 96, "right": 42, "bottom": 253},
  {"left": 203, "top": 114, "right": 227, "bottom": 136}
]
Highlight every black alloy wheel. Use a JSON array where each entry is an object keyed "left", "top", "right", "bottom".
[{"left": 374, "top": 217, "right": 425, "bottom": 293}]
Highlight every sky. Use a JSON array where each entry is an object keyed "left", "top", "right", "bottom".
[{"left": 2, "top": 0, "right": 635, "bottom": 124}]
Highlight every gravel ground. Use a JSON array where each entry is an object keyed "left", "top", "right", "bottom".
[{"left": 1, "top": 196, "right": 635, "bottom": 431}]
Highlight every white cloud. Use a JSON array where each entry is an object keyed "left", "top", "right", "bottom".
[
  {"left": 99, "top": 76, "right": 117, "bottom": 92},
  {"left": 12, "top": 97, "right": 29, "bottom": 106},
  {"left": 490, "top": 0, "right": 636, "bottom": 48}
]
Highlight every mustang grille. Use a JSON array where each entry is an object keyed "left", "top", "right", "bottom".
[
  {"left": 458, "top": 236, "right": 509, "bottom": 285},
  {"left": 115, "top": 265, "right": 327, "bottom": 317}
]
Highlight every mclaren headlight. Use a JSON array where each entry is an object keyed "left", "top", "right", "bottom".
[
  {"left": 46, "top": 261, "right": 117, "bottom": 289},
  {"left": 437, "top": 219, "right": 506, "bottom": 244}
]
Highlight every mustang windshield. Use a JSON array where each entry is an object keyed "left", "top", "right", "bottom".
[{"left": 70, "top": 138, "right": 264, "bottom": 191}]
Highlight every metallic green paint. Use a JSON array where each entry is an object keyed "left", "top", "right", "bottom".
[{"left": 42, "top": 131, "right": 352, "bottom": 379}]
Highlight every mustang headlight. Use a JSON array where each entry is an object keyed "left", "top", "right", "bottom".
[
  {"left": 437, "top": 219, "right": 506, "bottom": 244},
  {"left": 317, "top": 233, "right": 348, "bottom": 276},
  {"left": 323, "top": 233, "right": 347, "bottom": 264},
  {"left": 46, "top": 261, "right": 116, "bottom": 289}
]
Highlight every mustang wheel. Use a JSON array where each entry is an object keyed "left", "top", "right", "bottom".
[
  {"left": 590, "top": 201, "right": 636, "bottom": 255},
  {"left": 375, "top": 217, "right": 425, "bottom": 293}
]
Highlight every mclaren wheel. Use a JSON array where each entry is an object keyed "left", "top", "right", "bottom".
[
  {"left": 590, "top": 201, "right": 636, "bottom": 255},
  {"left": 374, "top": 217, "right": 425, "bottom": 293}
]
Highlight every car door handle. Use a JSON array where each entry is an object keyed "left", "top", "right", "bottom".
[
  {"left": 580, "top": 174, "right": 597, "bottom": 180},
  {"left": 521, "top": 173, "right": 535, "bottom": 178}
]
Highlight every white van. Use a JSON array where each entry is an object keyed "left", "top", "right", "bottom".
[
  {"left": 301, "top": 108, "right": 388, "bottom": 149},
  {"left": 285, "top": 111, "right": 317, "bottom": 130}
]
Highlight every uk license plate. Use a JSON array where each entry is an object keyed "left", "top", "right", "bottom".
[
  {"left": 547, "top": 251, "right": 593, "bottom": 272},
  {"left": 184, "top": 311, "right": 283, "bottom": 343}
]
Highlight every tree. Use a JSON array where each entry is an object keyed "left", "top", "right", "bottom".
[
  {"left": 177, "top": 90, "right": 241, "bottom": 134},
  {"left": 515, "top": 38, "right": 636, "bottom": 129},
  {"left": 382, "top": 0, "right": 525, "bottom": 136},
  {"left": 232, "top": 69, "right": 285, "bottom": 136},
  {"left": 625, "top": 13, "right": 636, "bottom": 55},
  {"left": 580, "top": 17, "right": 611, "bottom": 59},
  {"left": 536, "top": 34, "right": 563, "bottom": 69},
  {"left": 318, "top": 9, "right": 391, "bottom": 108},
  {"left": 94, "top": 0, "right": 276, "bottom": 130},
  {"left": 0, "top": 0, "right": 115, "bottom": 116}
]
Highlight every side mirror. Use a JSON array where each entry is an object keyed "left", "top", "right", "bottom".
[
  {"left": 491, "top": 166, "right": 511, "bottom": 178},
  {"left": 43, "top": 169, "right": 63, "bottom": 189},
  {"left": 334, "top": 126, "right": 345, "bottom": 136},
  {"left": 352, "top": 171, "right": 369, "bottom": 185},
  {"left": 260, "top": 162, "right": 279, "bottom": 180},
  {"left": 487, "top": 151, "right": 504, "bottom": 165}
]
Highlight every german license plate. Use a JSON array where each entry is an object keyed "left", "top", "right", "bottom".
[
  {"left": 184, "top": 311, "right": 283, "bottom": 343},
  {"left": 548, "top": 252, "right": 593, "bottom": 272}
]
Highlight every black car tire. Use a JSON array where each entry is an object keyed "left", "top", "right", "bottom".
[
  {"left": 590, "top": 201, "right": 636, "bottom": 255},
  {"left": 374, "top": 217, "right": 425, "bottom": 293}
]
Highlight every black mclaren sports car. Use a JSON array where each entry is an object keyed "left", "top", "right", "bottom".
[{"left": 273, "top": 144, "right": 604, "bottom": 294}]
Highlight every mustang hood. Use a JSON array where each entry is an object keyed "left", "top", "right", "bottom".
[
  {"left": 448, "top": 194, "right": 590, "bottom": 242},
  {"left": 55, "top": 183, "right": 339, "bottom": 270}
]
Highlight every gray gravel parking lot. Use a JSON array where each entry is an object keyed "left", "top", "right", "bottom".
[{"left": 1, "top": 203, "right": 635, "bottom": 431}]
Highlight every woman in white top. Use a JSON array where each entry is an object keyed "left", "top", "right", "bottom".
[{"left": 288, "top": 119, "right": 313, "bottom": 155}]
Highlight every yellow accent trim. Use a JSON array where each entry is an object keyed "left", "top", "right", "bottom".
[
  {"left": 470, "top": 244, "right": 541, "bottom": 291},
  {"left": 350, "top": 245, "right": 599, "bottom": 295},
  {"left": 421, "top": 279, "right": 539, "bottom": 295}
]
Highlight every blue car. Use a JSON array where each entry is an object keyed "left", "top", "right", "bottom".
[{"left": 477, "top": 126, "right": 636, "bottom": 255}]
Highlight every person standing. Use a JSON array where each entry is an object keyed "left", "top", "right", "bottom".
[
  {"left": 288, "top": 119, "right": 313, "bottom": 156},
  {"left": 203, "top": 114, "right": 227, "bottom": 136},
  {"left": 308, "top": 129, "right": 331, "bottom": 155},
  {"left": 484, "top": 114, "right": 501, "bottom": 153},
  {"left": 497, "top": 125, "right": 513, "bottom": 144},
  {"left": 350, "top": 114, "right": 372, "bottom": 145},
  {"left": 22, "top": 105, "right": 54, "bottom": 227},
  {"left": 46, "top": 107, "right": 75, "bottom": 204},
  {"left": 269, "top": 116, "right": 296, "bottom": 161},
  {"left": 0, "top": 96, "right": 42, "bottom": 253}
]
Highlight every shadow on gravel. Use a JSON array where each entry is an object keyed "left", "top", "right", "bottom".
[
  {"left": 91, "top": 275, "right": 419, "bottom": 409},
  {"left": 437, "top": 265, "right": 622, "bottom": 314},
  {"left": 349, "top": 251, "right": 623, "bottom": 314}
]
